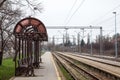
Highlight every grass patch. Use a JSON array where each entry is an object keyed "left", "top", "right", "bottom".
[
  {"left": 59, "top": 63, "right": 74, "bottom": 80},
  {"left": 0, "top": 58, "right": 15, "bottom": 80}
]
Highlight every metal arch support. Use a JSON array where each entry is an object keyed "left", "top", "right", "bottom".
[
  {"left": 14, "top": 17, "right": 48, "bottom": 41},
  {"left": 13, "top": 17, "right": 48, "bottom": 76},
  {"left": 47, "top": 26, "right": 103, "bottom": 55}
]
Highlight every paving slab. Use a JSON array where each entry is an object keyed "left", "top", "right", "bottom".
[{"left": 11, "top": 52, "right": 60, "bottom": 80}]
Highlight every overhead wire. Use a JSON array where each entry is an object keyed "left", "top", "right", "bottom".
[
  {"left": 65, "top": 0, "right": 85, "bottom": 25},
  {"left": 90, "top": 4, "right": 120, "bottom": 25},
  {"left": 64, "top": 0, "right": 77, "bottom": 25},
  {"left": 95, "top": 13, "right": 120, "bottom": 34},
  {"left": 102, "top": 17, "right": 120, "bottom": 28},
  {"left": 96, "top": 14, "right": 120, "bottom": 26},
  {"left": 95, "top": 15, "right": 114, "bottom": 25},
  {"left": 103, "top": 30, "right": 114, "bottom": 37}
]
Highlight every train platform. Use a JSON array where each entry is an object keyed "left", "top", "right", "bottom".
[{"left": 11, "top": 52, "right": 60, "bottom": 80}]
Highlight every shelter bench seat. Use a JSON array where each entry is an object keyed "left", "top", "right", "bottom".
[{"left": 16, "top": 57, "right": 34, "bottom": 76}]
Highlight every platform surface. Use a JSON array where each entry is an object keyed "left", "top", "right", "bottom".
[{"left": 12, "top": 52, "right": 59, "bottom": 80}]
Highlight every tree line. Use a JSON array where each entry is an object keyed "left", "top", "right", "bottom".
[{"left": 47, "top": 33, "right": 120, "bottom": 56}]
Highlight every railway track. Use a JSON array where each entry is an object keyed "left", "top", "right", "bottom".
[
  {"left": 65, "top": 52, "right": 120, "bottom": 67},
  {"left": 52, "top": 52, "right": 120, "bottom": 80},
  {"left": 53, "top": 52, "right": 99, "bottom": 80},
  {"left": 74, "top": 52, "right": 120, "bottom": 62}
]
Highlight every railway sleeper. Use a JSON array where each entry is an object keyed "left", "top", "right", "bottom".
[
  {"left": 60, "top": 54, "right": 100, "bottom": 80},
  {"left": 56, "top": 52, "right": 120, "bottom": 80},
  {"left": 53, "top": 53, "right": 87, "bottom": 80},
  {"left": 54, "top": 53, "right": 98, "bottom": 80},
  {"left": 52, "top": 53, "right": 75, "bottom": 80}
]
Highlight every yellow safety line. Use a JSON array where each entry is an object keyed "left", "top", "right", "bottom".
[{"left": 51, "top": 53, "right": 61, "bottom": 80}]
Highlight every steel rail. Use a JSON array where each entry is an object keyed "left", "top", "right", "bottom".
[
  {"left": 53, "top": 52, "right": 101, "bottom": 80},
  {"left": 56, "top": 52, "right": 120, "bottom": 80}
]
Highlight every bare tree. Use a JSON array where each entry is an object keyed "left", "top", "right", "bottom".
[
  {"left": 0, "top": 0, "right": 22, "bottom": 65},
  {"left": 0, "top": 0, "right": 7, "bottom": 7},
  {"left": 0, "top": 0, "right": 43, "bottom": 65},
  {"left": 11, "top": 0, "right": 43, "bottom": 15}
]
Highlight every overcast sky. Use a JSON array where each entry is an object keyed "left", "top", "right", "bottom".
[{"left": 22, "top": 0, "right": 120, "bottom": 43}]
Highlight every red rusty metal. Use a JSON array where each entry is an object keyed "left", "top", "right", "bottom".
[
  {"left": 14, "top": 17, "right": 48, "bottom": 41},
  {"left": 13, "top": 17, "right": 48, "bottom": 76}
]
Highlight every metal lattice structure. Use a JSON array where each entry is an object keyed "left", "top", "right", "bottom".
[{"left": 13, "top": 17, "right": 48, "bottom": 76}]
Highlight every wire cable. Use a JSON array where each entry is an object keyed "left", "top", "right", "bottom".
[
  {"left": 90, "top": 4, "right": 120, "bottom": 25},
  {"left": 95, "top": 13, "right": 120, "bottom": 25},
  {"left": 64, "top": 0, "right": 77, "bottom": 25},
  {"left": 65, "top": 0, "right": 85, "bottom": 25}
]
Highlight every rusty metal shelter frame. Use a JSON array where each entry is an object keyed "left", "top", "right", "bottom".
[{"left": 13, "top": 17, "right": 48, "bottom": 76}]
